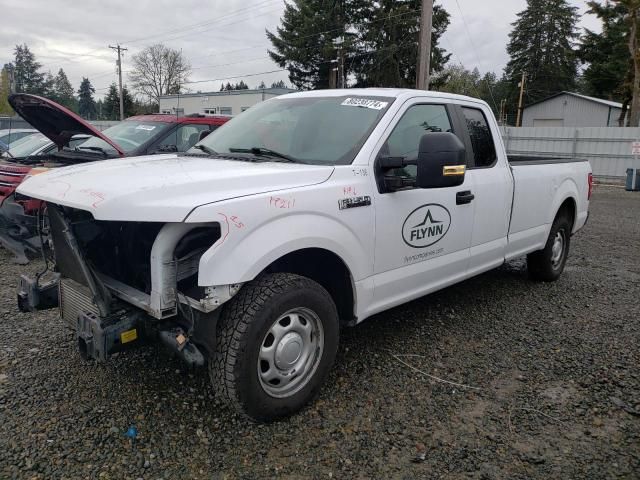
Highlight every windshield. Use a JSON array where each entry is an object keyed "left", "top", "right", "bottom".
[
  {"left": 6, "top": 133, "right": 50, "bottom": 158},
  {"left": 189, "top": 95, "right": 394, "bottom": 165},
  {"left": 79, "top": 120, "right": 168, "bottom": 154}
]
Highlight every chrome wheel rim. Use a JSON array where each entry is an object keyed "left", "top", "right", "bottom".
[
  {"left": 551, "top": 231, "right": 565, "bottom": 269},
  {"left": 258, "top": 307, "right": 324, "bottom": 398}
]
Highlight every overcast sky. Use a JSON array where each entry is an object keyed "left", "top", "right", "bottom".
[{"left": 0, "top": 0, "right": 600, "bottom": 99}]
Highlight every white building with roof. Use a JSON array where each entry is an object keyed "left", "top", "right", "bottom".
[
  {"left": 522, "top": 91, "right": 624, "bottom": 127},
  {"left": 158, "top": 88, "right": 297, "bottom": 117}
]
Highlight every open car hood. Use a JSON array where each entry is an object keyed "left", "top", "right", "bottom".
[{"left": 8, "top": 94, "right": 125, "bottom": 157}]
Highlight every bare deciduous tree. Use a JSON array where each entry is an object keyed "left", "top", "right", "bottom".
[{"left": 129, "top": 44, "right": 190, "bottom": 104}]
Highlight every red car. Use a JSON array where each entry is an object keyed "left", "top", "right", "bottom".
[{"left": 0, "top": 94, "right": 230, "bottom": 262}]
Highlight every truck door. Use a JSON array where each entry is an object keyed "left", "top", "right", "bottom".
[
  {"left": 455, "top": 105, "right": 513, "bottom": 274},
  {"left": 370, "top": 102, "right": 475, "bottom": 312}
]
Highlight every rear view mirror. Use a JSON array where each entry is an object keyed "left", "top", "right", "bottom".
[
  {"left": 154, "top": 144, "right": 178, "bottom": 154},
  {"left": 415, "top": 132, "right": 466, "bottom": 189},
  {"left": 198, "top": 130, "right": 211, "bottom": 141}
]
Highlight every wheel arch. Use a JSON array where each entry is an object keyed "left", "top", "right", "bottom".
[
  {"left": 262, "top": 248, "right": 356, "bottom": 325},
  {"left": 550, "top": 178, "right": 579, "bottom": 234}
]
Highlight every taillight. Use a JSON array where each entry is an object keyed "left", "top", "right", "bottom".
[{"left": 588, "top": 173, "right": 593, "bottom": 200}]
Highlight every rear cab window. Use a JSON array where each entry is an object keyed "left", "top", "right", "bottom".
[{"left": 461, "top": 107, "right": 497, "bottom": 168}]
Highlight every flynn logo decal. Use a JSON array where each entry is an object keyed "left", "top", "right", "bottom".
[{"left": 402, "top": 204, "right": 451, "bottom": 248}]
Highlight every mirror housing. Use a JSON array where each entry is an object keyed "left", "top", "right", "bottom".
[{"left": 415, "top": 132, "right": 467, "bottom": 189}]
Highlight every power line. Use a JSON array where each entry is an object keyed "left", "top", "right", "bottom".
[
  {"left": 124, "top": 0, "right": 282, "bottom": 45},
  {"left": 182, "top": 69, "right": 287, "bottom": 86},
  {"left": 452, "top": 0, "right": 500, "bottom": 111}
]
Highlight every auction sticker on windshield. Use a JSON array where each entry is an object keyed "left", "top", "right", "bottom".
[
  {"left": 341, "top": 98, "right": 389, "bottom": 110},
  {"left": 135, "top": 125, "right": 156, "bottom": 131}
]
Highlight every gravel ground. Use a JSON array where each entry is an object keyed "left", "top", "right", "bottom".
[{"left": 1, "top": 185, "right": 639, "bottom": 480}]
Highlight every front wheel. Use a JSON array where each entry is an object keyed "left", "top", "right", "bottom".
[
  {"left": 211, "top": 273, "right": 339, "bottom": 422},
  {"left": 527, "top": 213, "right": 572, "bottom": 282}
]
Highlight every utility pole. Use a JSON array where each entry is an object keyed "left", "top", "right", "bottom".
[
  {"left": 109, "top": 44, "right": 128, "bottom": 120},
  {"left": 516, "top": 72, "right": 526, "bottom": 127},
  {"left": 333, "top": 36, "right": 345, "bottom": 89},
  {"left": 416, "top": 0, "right": 433, "bottom": 90},
  {"left": 329, "top": 59, "right": 337, "bottom": 89}
]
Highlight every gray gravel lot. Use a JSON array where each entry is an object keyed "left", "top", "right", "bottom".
[{"left": 1, "top": 185, "right": 639, "bottom": 480}]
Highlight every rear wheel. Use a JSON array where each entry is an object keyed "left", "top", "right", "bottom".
[
  {"left": 527, "top": 212, "right": 572, "bottom": 281},
  {"left": 211, "top": 273, "right": 339, "bottom": 422}
]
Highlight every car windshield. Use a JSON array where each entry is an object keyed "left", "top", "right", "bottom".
[
  {"left": 189, "top": 95, "right": 394, "bottom": 165},
  {"left": 6, "top": 133, "right": 50, "bottom": 158},
  {"left": 78, "top": 120, "right": 168, "bottom": 154}
]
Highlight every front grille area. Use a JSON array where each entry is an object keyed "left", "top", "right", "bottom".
[
  {"left": 0, "top": 162, "right": 30, "bottom": 201},
  {"left": 59, "top": 277, "right": 98, "bottom": 329}
]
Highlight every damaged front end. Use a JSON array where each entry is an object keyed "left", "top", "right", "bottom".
[{"left": 19, "top": 203, "right": 240, "bottom": 365}]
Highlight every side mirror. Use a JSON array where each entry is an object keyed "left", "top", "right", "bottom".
[
  {"left": 154, "top": 144, "right": 178, "bottom": 154},
  {"left": 415, "top": 132, "right": 466, "bottom": 189},
  {"left": 198, "top": 130, "right": 211, "bottom": 141}
]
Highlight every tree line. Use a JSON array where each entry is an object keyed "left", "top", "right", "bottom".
[
  {"left": 0, "top": 44, "right": 158, "bottom": 120},
  {"left": 1, "top": 1, "right": 638, "bottom": 125}
]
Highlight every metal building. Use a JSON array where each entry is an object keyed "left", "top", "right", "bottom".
[
  {"left": 522, "top": 92, "right": 623, "bottom": 128},
  {"left": 158, "top": 88, "right": 296, "bottom": 117}
]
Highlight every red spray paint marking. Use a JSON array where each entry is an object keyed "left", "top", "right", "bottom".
[{"left": 269, "top": 196, "right": 296, "bottom": 209}]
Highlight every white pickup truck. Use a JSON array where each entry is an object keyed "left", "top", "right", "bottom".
[{"left": 16, "top": 89, "right": 591, "bottom": 421}]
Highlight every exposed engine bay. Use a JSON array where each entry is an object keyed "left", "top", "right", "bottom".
[{"left": 18, "top": 202, "right": 241, "bottom": 366}]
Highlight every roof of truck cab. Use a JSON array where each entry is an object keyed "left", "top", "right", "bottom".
[
  {"left": 125, "top": 114, "right": 230, "bottom": 125},
  {"left": 277, "top": 88, "right": 489, "bottom": 105}
]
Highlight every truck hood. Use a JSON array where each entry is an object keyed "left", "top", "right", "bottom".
[
  {"left": 16, "top": 154, "right": 334, "bottom": 222},
  {"left": 8, "top": 94, "right": 125, "bottom": 157}
]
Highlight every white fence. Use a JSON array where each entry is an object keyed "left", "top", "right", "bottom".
[{"left": 501, "top": 127, "right": 640, "bottom": 181}]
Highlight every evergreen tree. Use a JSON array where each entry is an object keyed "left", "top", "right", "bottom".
[
  {"left": 257, "top": 81, "right": 267, "bottom": 89},
  {"left": 103, "top": 83, "right": 135, "bottom": 119},
  {"left": 42, "top": 72, "right": 55, "bottom": 99},
  {"left": 13, "top": 44, "right": 45, "bottom": 94},
  {"left": 268, "top": 0, "right": 450, "bottom": 89},
  {"left": 236, "top": 80, "right": 249, "bottom": 90},
  {"left": 78, "top": 77, "right": 97, "bottom": 120},
  {"left": 580, "top": 1, "right": 630, "bottom": 103},
  {"left": 0, "top": 65, "right": 13, "bottom": 115},
  {"left": 53, "top": 69, "right": 76, "bottom": 110},
  {"left": 352, "top": 0, "right": 450, "bottom": 88},
  {"left": 504, "top": 0, "right": 579, "bottom": 104},
  {"left": 271, "top": 80, "right": 287, "bottom": 88},
  {"left": 267, "top": 0, "right": 353, "bottom": 89}
]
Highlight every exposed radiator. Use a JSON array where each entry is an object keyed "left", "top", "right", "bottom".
[{"left": 59, "top": 278, "right": 99, "bottom": 329}]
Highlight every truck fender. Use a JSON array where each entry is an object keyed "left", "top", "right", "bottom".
[
  {"left": 195, "top": 213, "right": 369, "bottom": 288},
  {"left": 548, "top": 177, "right": 579, "bottom": 234}
]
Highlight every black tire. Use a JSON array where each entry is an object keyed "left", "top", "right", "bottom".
[
  {"left": 527, "top": 212, "right": 572, "bottom": 282},
  {"left": 211, "top": 273, "right": 339, "bottom": 422}
]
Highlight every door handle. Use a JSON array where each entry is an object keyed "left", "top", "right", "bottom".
[{"left": 456, "top": 190, "right": 475, "bottom": 205}]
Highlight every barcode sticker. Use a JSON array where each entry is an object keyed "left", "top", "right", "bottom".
[{"left": 341, "top": 98, "right": 389, "bottom": 110}]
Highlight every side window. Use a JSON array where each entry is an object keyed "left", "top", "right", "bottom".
[
  {"left": 462, "top": 107, "right": 496, "bottom": 168},
  {"left": 381, "top": 104, "right": 453, "bottom": 179},
  {"left": 158, "top": 124, "right": 210, "bottom": 152}
]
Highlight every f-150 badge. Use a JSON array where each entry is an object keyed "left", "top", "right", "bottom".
[
  {"left": 339, "top": 196, "right": 371, "bottom": 210},
  {"left": 402, "top": 204, "right": 451, "bottom": 248}
]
